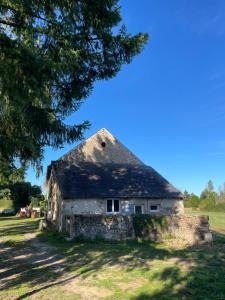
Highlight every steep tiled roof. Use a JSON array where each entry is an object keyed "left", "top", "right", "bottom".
[
  {"left": 46, "top": 128, "right": 183, "bottom": 199},
  {"left": 49, "top": 161, "right": 183, "bottom": 199}
]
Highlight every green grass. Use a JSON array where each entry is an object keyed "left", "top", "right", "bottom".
[
  {"left": 185, "top": 209, "right": 225, "bottom": 232},
  {"left": 0, "top": 216, "right": 224, "bottom": 300},
  {"left": 0, "top": 199, "right": 14, "bottom": 210}
]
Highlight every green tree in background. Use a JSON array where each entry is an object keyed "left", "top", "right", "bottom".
[
  {"left": 0, "top": 188, "right": 13, "bottom": 212},
  {"left": 0, "top": 158, "right": 26, "bottom": 185},
  {"left": 184, "top": 181, "right": 225, "bottom": 212},
  {"left": 0, "top": 1, "right": 148, "bottom": 172},
  {"left": 199, "top": 180, "right": 217, "bottom": 211},
  {"left": 207, "top": 180, "right": 214, "bottom": 193},
  {"left": 217, "top": 183, "right": 225, "bottom": 203},
  {"left": 0, "top": 161, "right": 43, "bottom": 211},
  {"left": 7, "top": 182, "right": 43, "bottom": 211},
  {"left": 184, "top": 192, "right": 200, "bottom": 209},
  {"left": 0, "top": 188, "right": 11, "bottom": 201}
]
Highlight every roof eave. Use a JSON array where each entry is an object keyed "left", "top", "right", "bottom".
[{"left": 62, "top": 195, "right": 184, "bottom": 200}]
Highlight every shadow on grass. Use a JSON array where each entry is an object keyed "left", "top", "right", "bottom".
[
  {"left": 131, "top": 229, "right": 225, "bottom": 300},
  {"left": 0, "top": 217, "right": 225, "bottom": 300},
  {"left": 0, "top": 217, "right": 39, "bottom": 236}
]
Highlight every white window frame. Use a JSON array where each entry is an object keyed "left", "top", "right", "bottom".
[
  {"left": 106, "top": 199, "right": 120, "bottom": 214},
  {"left": 134, "top": 205, "right": 144, "bottom": 214},
  {"left": 150, "top": 204, "right": 160, "bottom": 213}
]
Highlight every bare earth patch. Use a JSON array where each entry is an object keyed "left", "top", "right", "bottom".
[
  {"left": 24, "top": 232, "right": 57, "bottom": 252},
  {"left": 116, "top": 278, "right": 148, "bottom": 291},
  {"left": 62, "top": 279, "right": 113, "bottom": 299}
]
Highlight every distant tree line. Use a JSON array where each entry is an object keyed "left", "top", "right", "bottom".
[
  {"left": 184, "top": 180, "right": 225, "bottom": 212},
  {"left": 0, "top": 163, "right": 45, "bottom": 212}
]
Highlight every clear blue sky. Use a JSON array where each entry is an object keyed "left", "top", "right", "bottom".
[{"left": 26, "top": 0, "right": 225, "bottom": 195}]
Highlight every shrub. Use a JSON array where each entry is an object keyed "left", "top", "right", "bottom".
[{"left": 132, "top": 214, "right": 168, "bottom": 238}]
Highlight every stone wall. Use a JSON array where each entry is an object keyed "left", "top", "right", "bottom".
[
  {"left": 65, "top": 214, "right": 211, "bottom": 244},
  {"left": 70, "top": 215, "right": 134, "bottom": 240},
  {"left": 47, "top": 173, "right": 63, "bottom": 230},
  {"left": 162, "top": 215, "right": 210, "bottom": 244},
  {"left": 134, "top": 215, "right": 210, "bottom": 244}
]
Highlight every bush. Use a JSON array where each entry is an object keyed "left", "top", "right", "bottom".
[{"left": 132, "top": 214, "right": 167, "bottom": 238}]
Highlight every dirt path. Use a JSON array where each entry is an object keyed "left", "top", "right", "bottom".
[
  {"left": 0, "top": 220, "right": 115, "bottom": 299},
  {"left": 0, "top": 221, "right": 77, "bottom": 299},
  {"left": 24, "top": 232, "right": 57, "bottom": 253}
]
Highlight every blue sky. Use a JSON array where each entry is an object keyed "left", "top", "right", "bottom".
[{"left": 27, "top": 0, "right": 225, "bottom": 195}]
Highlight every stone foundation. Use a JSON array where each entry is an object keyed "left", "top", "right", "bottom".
[{"left": 62, "top": 214, "right": 212, "bottom": 244}]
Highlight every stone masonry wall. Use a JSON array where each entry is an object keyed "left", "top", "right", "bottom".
[
  {"left": 66, "top": 214, "right": 211, "bottom": 244},
  {"left": 162, "top": 215, "right": 210, "bottom": 244},
  {"left": 71, "top": 215, "right": 134, "bottom": 240},
  {"left": 61, "top": 198, "right": 184, "bottom": 216}
]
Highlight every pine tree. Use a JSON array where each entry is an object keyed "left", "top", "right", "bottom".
[{"left": 0, "top": 1, "right": 148, "bottom": 171}]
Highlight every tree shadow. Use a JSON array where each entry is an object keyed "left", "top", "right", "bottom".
[
  {"left": 131, "top": 230, "right": 225, "bottom": 299},
  {"left": 0, "top": 218, "right": 225, "bottom": 300},
  {"left": 0, "top": 218, "right": 172, "bottom": 298},
  {"left": 0, "top": 217, "right": 39, "bottom": 238}
]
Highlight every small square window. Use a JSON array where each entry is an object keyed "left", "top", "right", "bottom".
[
  {"left": 107, "top": 199, "right": 120, "bottom": 213},
  {"left": 150, "top": 205, "right": 159, "bottom": 212}
]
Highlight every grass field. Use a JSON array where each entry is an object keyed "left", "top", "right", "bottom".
[
  {"left": 0, "top": 213, "right": 224, "bottom": 300},
  {"left": 185, "top": 209, "right": 225, "bottom": 232},
  {"left": 0, "top": 199, "right": 14, "bottom": 210}
]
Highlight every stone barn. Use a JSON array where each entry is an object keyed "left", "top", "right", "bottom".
[{"left": 46, "top": 128, "right": 184, "bottom": 236}]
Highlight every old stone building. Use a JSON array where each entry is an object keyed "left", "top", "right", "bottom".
[{"left": 46, "top": 128, "right": 184, "bottom": 233}]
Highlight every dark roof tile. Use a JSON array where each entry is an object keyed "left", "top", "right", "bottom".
[{"left": 51, "top": 161, "right": 183, "bottom": 199}]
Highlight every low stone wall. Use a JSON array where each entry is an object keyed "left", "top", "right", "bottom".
[
  {"left": 162, "top": 215, "right": 210, "bottom": 244},
  {"left": 71, "top": 215, "right": 134, "bottom": 240},
  {"left": 65, "top": 214, "right": 211, "bottom": 244},
  {"left": 133, "top": 215, "right": 210, "bottom": 244}
]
